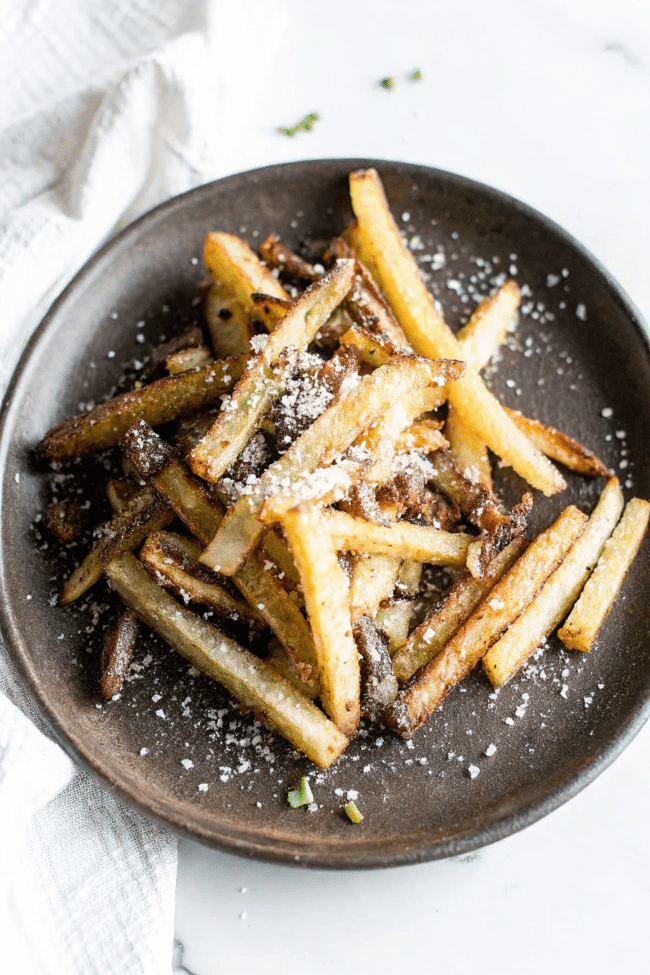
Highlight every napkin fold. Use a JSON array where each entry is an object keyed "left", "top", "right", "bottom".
[{"left": 0, "top": 1, "right": 287, "bottom": 971}]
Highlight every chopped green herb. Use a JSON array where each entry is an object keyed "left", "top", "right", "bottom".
[
  {"left": 411, "top": 68, "right": 423, "bottom": 81},
  {"left": 379, "top": 76, "right": 395, "bottom": 90},
  {"left": 344, "top": 800, "right": 364, "bottom": 824},
  {"left": 278, "top": 112, "right": 320, "bottom": 137},
  {"left": 287, "top": 776, "right": 314, "bottom": 808}
]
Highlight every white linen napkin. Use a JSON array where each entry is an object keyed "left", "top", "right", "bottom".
[{"left": 0, "top": 1, "right": 287, "bottom": 971}]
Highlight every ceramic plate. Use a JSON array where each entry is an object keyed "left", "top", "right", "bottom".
[{"left": 2, "top": 159, "right": 649, "bottom": 868}]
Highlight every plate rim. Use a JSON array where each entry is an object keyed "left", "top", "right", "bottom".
[{"left": 1, "top": 157, "right": 649, "bottom": 869}]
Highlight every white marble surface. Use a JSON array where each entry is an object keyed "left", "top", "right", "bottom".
[{"left": 174, "top": 1, "right": 650, "bottom": 972}]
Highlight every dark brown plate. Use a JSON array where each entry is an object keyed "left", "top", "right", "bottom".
[{"left": 2, "top": 159, "right": 650, "bottom": 869}]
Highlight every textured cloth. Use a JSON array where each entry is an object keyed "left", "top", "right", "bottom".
[{"left": 0, "top": 1, "right": 286, "bottom": 972}]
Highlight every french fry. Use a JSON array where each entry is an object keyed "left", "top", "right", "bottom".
[
  {"left": 483, "top": 478, "right": 624, "bottom": 684},
  {"left": 503, "top": 408, "right": 610, "bottom": 478},
  {"left": 203, "top": 281, "right": 252, "bottom": 356},
  {"left": 250, "top": 292, "right": 293, "bottom": 330},
  {"left": 260, "top": 530, "right": 302, "bottom": 588},
  {"left": 259, "top": 235, "right": 320, "bottom": 286},
  {"left": 121, "top": 421, "right": 223, "bottom": 545},
  {"left": 188, "top": 260, "right": 355, "bottom": 483},
  {"left": 234, "top": 551, "right": 320, "bottom": 686},
  {"left": 323, "top": 509, "right": 472, "bottom": 566},
  {"left": 359, "top": 386, "right": 448, "bottom": 484},
  {"left": 61, "top": 486, "right": 173, "bottom": 604},
  {"left": 202, "top": 354, "right": 465, "bottom": 576},
  {"left": 203, "top": 232, "right": 289, "bottom": 324},
  {"left": 349, "top": 168, "right": 566, "bottom": 496},
  {"left": 140, "top": 532, "right": 265, "bottom": 628},
  {"left": 339, "top": 324, "right": 392, "bottom": 368},
  {"left": 258, "top": 460, "right": 365, "bottom": 525},
  {"left": 392, "top": 537, "right": 527, "bottom": 684},
  {"left": 106, "top": 553, "right": 348, "bottom": 768},
  {"left": 282, "top": 504, "right": 360, "bottom": 737},
  {"left": 386, "top": 506, "right": 587, "bottom": 737},
  {"left": 106, "top": 478, "right": 139, "bottom": 514},
  {"left": 558, "top": 496, "right": 650, "bottom": 652},
  {"left": 141, "top": 326, "right": 205, "bottom": 381},
  {"left": 456, "top": 281, "right": 520, "bottom": 368},
  {"left": 100, "top": 609, "right": 139, "bottom": 700},
  {"left": 38, "top": 356, "right": 247, "bottom": 461}
]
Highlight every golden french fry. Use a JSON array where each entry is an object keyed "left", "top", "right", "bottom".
[
  {"left": 503, "top": 408, "right": 610, "bottom": 478},
  {"left": 392, "top": 537, "right": 527, "bottom": 684},
  {"left": 204, "top": 232, "right": 288, "bottom": 324},
  {"left": 445, "top": 405, "right": 493, "bottom": 491},
  {"left": 558, "top": 496, "right": 650, "bottom": 652},
  {"left": 282, "top": 504, "right": 360, "bottom": 738},
  {"left": 348, "top": 553, "right": 401, "bottom": 622},
  {"left": 38, "top": 356, "right": 247, "bottom": 461},
  {"left": 386, "top": 505, "right": 587, "bottom": 737},
  {"left": 349, "top": 167, "right": 566, "bottom": 496},
  {"left": 323, "top": 508, "right": 471, "bottom": 566},
  {"left": 106, "top": 553, "right": 348, "bottom": 768},
  {"left": 188, "top": 260, "right": 355, "bottom": 483},
  {"left": 484, "top": 478, "right": 625, "bottom": 684},
  {"left": 140, "top": 532, "right": 265, "bottom": 628},
  {"left": 61, "top": 486, "right": 173, "bottom": 604},
  {"left": 202, "top": 354, "right": 465, "bottom": 576},
  {"left": 457, "top": 281, "right": 520, "bottom": 369}
]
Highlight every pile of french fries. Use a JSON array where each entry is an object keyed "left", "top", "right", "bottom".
[{"left": 38, "top": 168, "right": 650, "bottom": 770}]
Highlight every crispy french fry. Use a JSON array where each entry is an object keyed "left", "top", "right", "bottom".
[
  {"left": 260, "top": 530, "right": 302, "bottom": 588},
  {"left": 250, "top": 292, "right": 293, "bottom": 330},
  {"left": 323, "top": 509, "right": 471, "bottom": 566},
  {"left": 38, "top": 356, "right": 247, "bottom": 461},
  {"left": 141, "top": 326, "right": 204, "bottom": 381},
  {"left": 386, "top": 505, "right": 587, "bottom": 737},
  {"left": 503, "top": 408, "right": 610, "bottom": 478},
  {"left": 392, "top": 537, "right": 527, "bottom": 684},
  {"left": 349, "top": 168, "right": 566, "bottom": 496},
  {"left": 204, "top": 282, "right": 253, "bottom": 356},
  {"left": 100, "top": 609, "right": 139, "bottom": 700},
  {"left": 457, "top": 281, "right": 520, "bottom": 368},
  {"left": 359, "top": 386, "right": 448, "bottom": 484},
  {"left": 202, "top": 354, "right": 465, "bottom": 575},
  {"left": 258, "top": 460, "right": 365, "bottom": 525},
  {"left": 140, "top": 532, "right": 265, "bottom": 628},
  {"left": 106, "top": 553, "right": 348, "bottom": 767},
  {"left": 203, "top": 232, "right": 288, "bottom": 323},
  {"left": 121, "top": 421, "right": 223, "bottom": 545},
  {"left": 234, "top": 551, "right": 320, "bottom": 686},
  {"left": 61, "top": 486, "right": 173, "bottom": 604},
  {"left": 282, "top": 505, "right": 360, "bottom": 737},
  {"left": 188, "top": 260, "right": 355, "bottom": 483},
  {"left": 558, "top": 496, "right": 650, "bottom": 652},
  {"left": 259, "top": 236, "right": 320, "bottom": 286},
  {"left": 484, "top": 478, "right": 624, "bottom": 684}
]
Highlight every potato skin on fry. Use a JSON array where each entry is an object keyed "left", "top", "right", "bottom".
[{"left": 39, "top": 356, "right": 247, "bottom": 461}]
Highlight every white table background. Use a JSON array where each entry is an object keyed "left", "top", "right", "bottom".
[{"left": 173, "top": 1, "right": 650, "bottom": 972}]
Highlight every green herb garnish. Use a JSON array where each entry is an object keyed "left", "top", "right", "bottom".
[
  {"left": 287, "top": 776, "right": 314, "bottom": 808},
  {"left": 278, "top": 112, "right": 320, "bottom": 137},
  {"left": 379, "top": 76, "right": 395, "bottom": 90},
  {"left": 411, "top": 68, "right": 423, "bottom": 81},
  {"left": 344, "top": 800, "right": 364, "bottom": 824}
]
